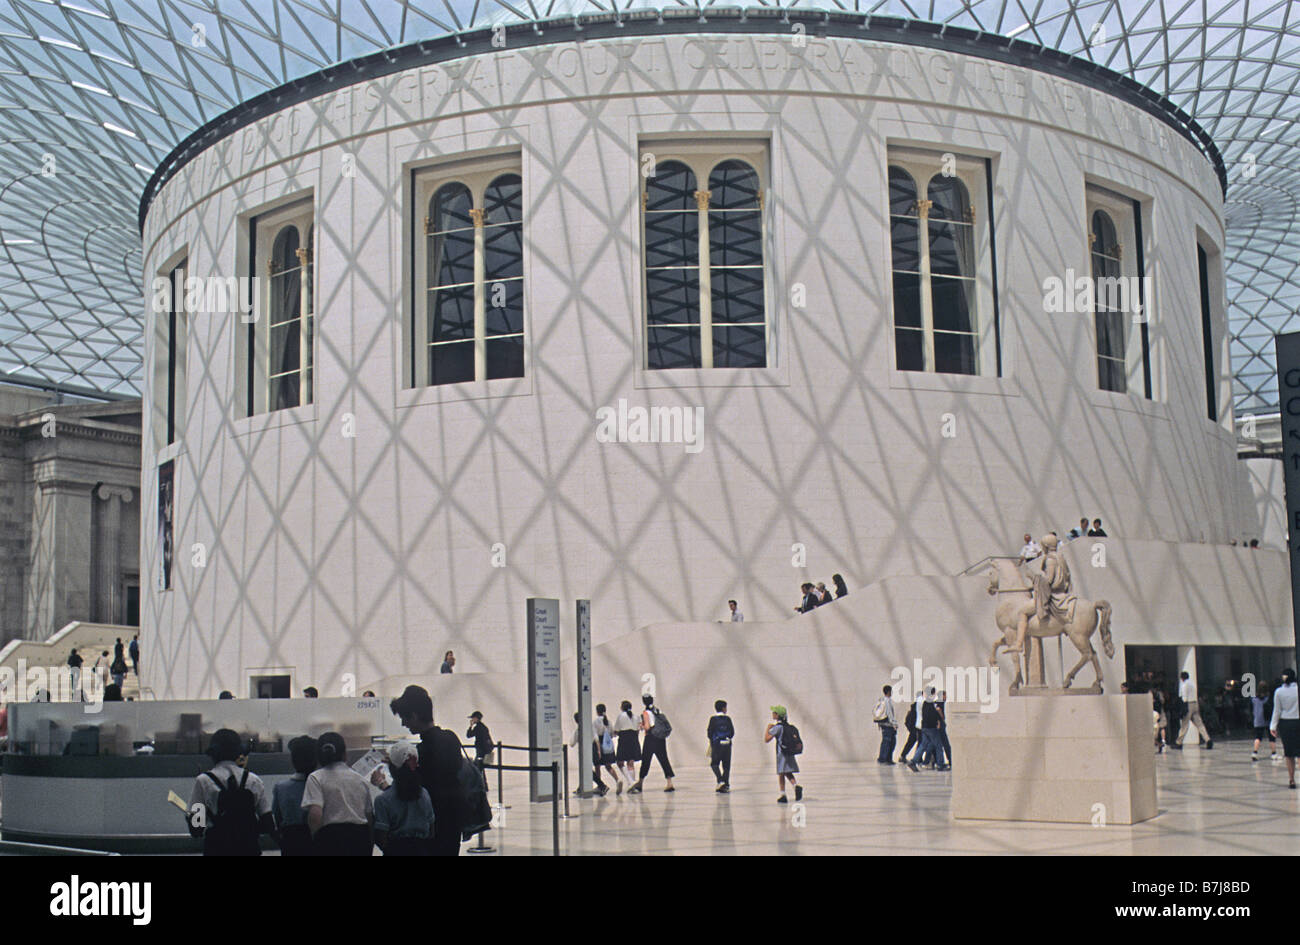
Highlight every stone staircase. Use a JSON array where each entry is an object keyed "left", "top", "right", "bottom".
[{"left": 0, "top": 622, "right": 144, "bottom": 702}]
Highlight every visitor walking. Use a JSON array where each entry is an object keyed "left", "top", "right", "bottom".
[
  {"left": 936, "top": 690, "right": 952, "bottom": 770},
  {"left": 898, "top": 695, "right": 920, "bottom": 764},
  {"left": 832, "top": 574, "right": 849, "bottom": 599},
  {"left": 728, "top": 600, "right": 744, "bottom": 622},
  {"left": 613, "top": 700, "right": 641, "bottom": 790},
  {"left": 390, "top": 684, "right": 466, "bottom": 855},
  {"left": 1153, "top": 690, "right": 1168, "bottom": 752},
  {"left": 1173, "top": 671, "right": 1213, "bottom": 749},
  {"left": 272, "top": 735, "right": 318, "bottom": 856},
  {"left": 373, "top": 740, "right": 435, "bottom": 855},
  {"left": 594, "top": 704, "right": 621, "bottom": 792},
  {"left": 908, "top": 688, "right": 943, "bottom": 771},
  {"left": 66, "top": 648, "right": 83, "bottom": 699},
  {"left": 707, "top": 699, "right": 735, "bottom": 791},
  {"left": 1270, "top": 669, "right": 1300, "bottom": 789},
  {"left": 763, "top": 705, "right": 802, "bottom": 803},
  {"left": 110, "top": 651, "right": 128, "bottom": 690},
  {"left": 92, "top": 650, "right": 109, "bottom": 688},
  {"left": 1252, "top": 685, "right": 1278, "bottom": 762},
  {"left": 874, "top": 685, "right": 898, "bottom": 764},
  {"left": 129, "top": 635, "right": 139, "bottom": 676},
  {"left": 571, "top": 712, "right": 607, "bottom": 796},
  {"left": 187, "top": 729, "right": 274, "bottom": 856},
  {"left": 629, "top": 694, "right": 674, "bottom": 793}
]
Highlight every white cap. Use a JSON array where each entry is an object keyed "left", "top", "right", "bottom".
[{"left": 387, "top": 740, "right": 418, "bottom": 769}]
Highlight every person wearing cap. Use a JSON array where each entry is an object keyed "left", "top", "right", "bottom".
[
  {"left": 466, "top": 710, "right": 494, "bottom": 766},
  {"left": 374, "top": 740, "right": 435, "bottom": 855},
  {"left": 302, "top": 731, "right": 374, "bottom": 855},
  {"left": 302, "top": 686, "right": 318, "bottom": 698},
  {"left": 390, "top": 684, "right": 466, "bottom": 856},
  {"left": 187, "top": 728, "right": 275, "bottom": 856},
  {"left": 764, "top": 706, "right": 802, "bottom": 804}
]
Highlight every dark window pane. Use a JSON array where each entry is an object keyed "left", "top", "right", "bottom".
[
  {"left": 1097, "top": 310, "right": 1126, "bottom": 359},
  {"left": 430, "top": 341, "right": 474, "bottom": 385},
  {"left": 429, "top": 284, "right": 475, "bottom": 342},
  {"left": 892, "top": 270, "right": 922, "bottom": 329},
  {"left": 890, "top": 216, "right": 920, "bottom": 271},
  {"left": 271, "top": 271, "right": 300, "bottom": 324},
  {"left": 1091, "top": 210, "right": 1118, "bottom": 257},
  {"left": 708, "top": 209, "right": 762, "bottom": 265},
  {"left": 431, "top": 182, "right": 473, "bottom": 232},
  {"left": 484, "top": 174, "right": 522, "bottom": 224},
  {"left": 647, "top": 326, "right": 701, "bottom": 369},
  {"left": 934, "top": 330, "right": 976, "bottom": 375},
  {"left": 889, "top": 166, "right": 917, "bottom": 217},
  {"left": 1098, "top": 356, "right": 1126, "bottom": 393},
  {"left": 429, "top": 227, "right": 474, "bottom": 287},
  {"left": 646, "top": 270, "right": 700, "bottom": 325},
  {"left": 927, "top": 175, "right": 971, "bottom": 222},
  {"left": 895, "top": 327, "right": 924, "bottom": 371},
  {"left": 645, "top": 211, "right": 698, "bottom": 268},
  {"left": 928, "top": 220, "right": 975, "bottom": 277},
  {"left": 645, "top": 161, "right": 697, "bottom": 212},
  {"left": 710, "top": 268, "right": 764, "bottom": 324},
  {"left": 931, "top": 276, "right": 974, "bottom": 333},
  {"left": 486, "top": 336, "right": 525, "bottom": 379},
  {"left": 707, "top": 160, "right": 760, "bottom": 210},
  {"left": 485, "top": 278, "right": 523, "bottom": 335},
  {"left": 271, "top": 373, "right": 300, "bottom": 411},
  {"left": 484, "top": 221, "right": 522, "bottom": 280},
  {"left": 270, "top": 320, "right": 300, "bottom": 376},
  {"left": 713, "top": 325, "right": 766, "bottom": 368},
  {"left": 272, "top": 225, "right": 300, "bottom": 274}
]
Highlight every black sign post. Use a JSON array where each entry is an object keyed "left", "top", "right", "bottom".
[{"left": 1275, "top": 331, "right": 1300, "bottom": 670}]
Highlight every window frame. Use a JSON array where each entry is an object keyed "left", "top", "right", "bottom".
[
  {"left": 411, "top": 156, "right": 525, "bottom": 390},
  {"left": 887, "top": 148, "right": 996, "bottom": 377},
  {"left": 152, "top": 248, "right": 188, "bottom": 451},
  {"left": 248, "top": 197, "right": 315, "bottom": 416},
  {"left": 638, "top": 141, "right": 771, "bottom": 371},
  {"left": 1084, "top": 185, "right": 1147, "bottom": 397}
]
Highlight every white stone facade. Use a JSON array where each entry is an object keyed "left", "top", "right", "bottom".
[{"left": 139, "top": 31, "right": 1272, "bottom": 699}]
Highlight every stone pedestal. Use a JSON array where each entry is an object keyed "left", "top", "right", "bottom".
[{"left": 949, "top": 694, "right": 1157, "bottom": 825}]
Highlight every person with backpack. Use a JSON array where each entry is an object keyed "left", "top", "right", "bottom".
[
  {"left": 764, "top": 705, "right": 802, "bottom": 803},
  {"left": 301, "top": 731, "right": 374, "bottom": 855},
  {"left": 707, "top": 699, "right": 736, "bottom": 792},
  {"left": 110, "top": 651, "right": 128, "bottom": 690},
  {"left": 594, "top": 703, "right": 622, "bottom": 793},
  {"left": 374, "top": 740, "right": 435, "bottom": 855},
  {"left": 66, "top": 649, "right": 83, "bottom": 700},
  {"left": 390, "top": 684, "right": 467, "bottom": 855},
  {"left": 897, "top": 694, "right": 920, "bottom": 764},
  {"left": 187, "top": 728, "right": 275, "bottom": 856},
  {"left": 571, "top": 711, "right": 608, "bottom": 796},
  {"left": 907, "top": 687, "right": 943, "bottom": 771},
  {"left": 629, "top": 693, "right": 674, "bottom": 793},
  {"left": 874, "top": 685, "right": 898, "bottom": 764},
  {"left": 272, "top": 735, "right": 317, "bottom": 856}
]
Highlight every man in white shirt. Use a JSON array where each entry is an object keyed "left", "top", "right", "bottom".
[
  {"left": 876, "top": 685, "right": 899, "bottom": 764},
  {"left": 1018, "top": 534, "right": 1042, "bottom": 567},
  {"left": 728, "top": 600, "right": 744, "bottom": 623},
  {"left": 1173, "top": 671, "right": 1213, "bottom": 750}
]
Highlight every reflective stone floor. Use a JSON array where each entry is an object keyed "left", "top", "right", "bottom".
[{"left": 473, "top": 740, "right": 1296, "bottom": 855}]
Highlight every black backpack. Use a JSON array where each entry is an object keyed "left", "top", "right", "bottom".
[
  {"left": 779, "top": 722, "right": 803, "bottom": 756},
  {"left": 649, "top": 707, "right": 672, "bottom": 739},
  {"left": 457, "top": 747, "right": 493, "bottom": 841},
  {"left": 202, "top": 768, "right": 260, "bottom": 856}
]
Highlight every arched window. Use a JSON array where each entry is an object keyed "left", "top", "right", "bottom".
[
  {"left": 268, "top": 222, "right": 312, "bottom": 410},
  {"left": 888, "top": 152, "right": 990, "bottom": 376},
  {"left": 644, "top": 160, "right": 701, "bottom": 369},
  {"left": 427, "top": 182, "right": 476, "bottom": 385},
  {"left": 414, "top": 165, "right": 526, "bottom": 388},
  {"left": 642, "top": 151, "right": 768, "bottom": 370},
  {"left": 483, "top": 173, "right": 524, "bottom": 379},
  {"left": 1091, "top": 208, "right": 1126, "bottom": 393},
  {"left": 708, "top": 159, "right": 765, "bottom": 367}
]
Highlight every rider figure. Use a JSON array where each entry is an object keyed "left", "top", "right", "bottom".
[{"left": 1009, "top": 533, "right": 1073, "bottom": 653}]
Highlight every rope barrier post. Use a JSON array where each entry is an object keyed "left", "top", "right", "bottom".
[
  {"left": 551, "top": 761, "right": 561, "bottom": 856},
  {"left": 496, "top": 740, "right": 509, "bottom": 809},
  {"left": 561, "top": 743, "right": 573, "bottom": 818}
]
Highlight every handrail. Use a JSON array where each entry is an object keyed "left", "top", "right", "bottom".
[
  {"left": 0, "top": 840, "right": 119, "bottom": 856},
  {"left": 956, "top": 554, "right": 1021, "bottom": 577}
]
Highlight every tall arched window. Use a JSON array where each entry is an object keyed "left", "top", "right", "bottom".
[
  {"left": 413, "top": 162, "right": 526, "bottom": 388},
  {"left": 267, "top": 218, "right": 313, "bottom": 411},
  {"left": 888, "top": 149, "right": 995, "bottom": 376},
  {"left": 427, "top": 181, "right": 476, "bottom": 385},
  {"left": 642, "top": 148, "right": 768, "bottom": 370},
  {"left": 1091, "top": 209, "right": 1126, "bottom": 393}
]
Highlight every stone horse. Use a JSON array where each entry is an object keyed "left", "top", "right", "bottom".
[{"left": 985, "top": 569, "right": 1115, "bottom": 692}]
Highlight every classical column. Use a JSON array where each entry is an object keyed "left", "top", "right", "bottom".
[
  {"left": 27, "top": 478, "right": 94, "bottom": 639},
  {"left": 96, "top": 484, "right": 133, "bottom": 624}
]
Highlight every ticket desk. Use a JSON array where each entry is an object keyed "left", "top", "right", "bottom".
[{"left": 1, "top": 697, "right": 393, "bottom": 853}]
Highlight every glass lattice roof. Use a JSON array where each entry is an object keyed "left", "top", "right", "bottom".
[{"left": 0, "top": 0, "right": 1296, "bottom": 411}]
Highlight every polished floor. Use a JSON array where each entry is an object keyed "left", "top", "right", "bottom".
[{"left": 476, "top": 740, "right": 1297, "bottom": 855}]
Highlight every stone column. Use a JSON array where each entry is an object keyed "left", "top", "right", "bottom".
[
  {"left": 96, "top": 484, "right": 132, "bottom": 624},
  {"left": 27, "top": 478, "right": 94, "bottom": 639}
]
